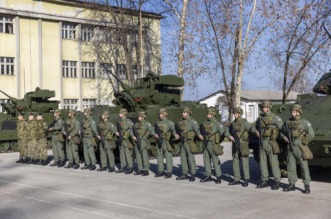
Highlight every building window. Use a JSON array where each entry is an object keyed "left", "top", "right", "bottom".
[
  {"left": 62, "top": 23, "right": 76, "bottom": 40},
  {"left": 99, "top": 63, "right": 112, "bottom": 78},
  {"left": 63, "top": 99, "right": 77, "bottom": 109},
  {"left": 62, "top": 61, "right": 77, "bottom": 78},
  {"left": 132, "top": 65, "right": 138, "bottom": 80},
  {"left": 0, "top": 57, "right": 14, "bottom": 75},
  {"left": 0, "top": 99, "right": 8, "bottom": 113},
  {"left": 83, "top": 99, "right": 96, "bottom": 109},
  {"left": 82, "top": 62, "right": 95, "bottom": 78},
  {"left": 117, "top": 64, "right": 127, "bottom": 80},
  {"left": 0, "top": 16, "right": 13, "bottom": 34},
  {"left": 81, "top": 26, "right": 93, "bottom": 42}
]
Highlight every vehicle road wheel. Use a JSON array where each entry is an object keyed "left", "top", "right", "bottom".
[{"left": 0, "top": 142, "right": 10, "bottom": 152}]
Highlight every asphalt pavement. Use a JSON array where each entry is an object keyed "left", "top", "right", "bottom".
[{"left": 0, "top": 142, "right": 330, "bottom": 219}]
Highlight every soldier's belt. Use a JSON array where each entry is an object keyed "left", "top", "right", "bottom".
[{"left": 83, "top": 134, "right": 93, "bottom": 138}]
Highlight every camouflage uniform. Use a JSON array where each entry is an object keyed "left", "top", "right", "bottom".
[
  {"left": 98, "top": 111, "right": 117, "bottom": 172},
  {"left": 64, "top": 110, "right": 81, "bottom": 168},
  {"left": 50, "top": 110, "right": 65, "bottom": 166},
  {"left": 254, "top": 101, "right": 283, "bottom": 189},
  {"left": 26, "top": 113, "right": 38, "bottom": 163},
  {"left": 201, "top": 108, "right": 229, "bottom": 183},
  {"left": 155, "top": 109, "right": 178, "bottom": 178},
  {"left": 281, "top": 104, "right": 315, "bottom": 194},
  {"left": 81, "top": 108, "right": 98, "bottom": 170},
  {"left": 176, "top": 107, "right": 202, "bottom": 182},
  {"left": 229, "top": 107, "right": 256, "bottom": 186},
  {"left": 116, "top": 108, "right": 134, "bottom": 174},
  {"left": 133, "top": 111, "right": 155, "bottom": 176},
  {"left": 17, "top": 114, "right": 28, "bottom": 162},
  {"left": 36, "top": 114, "right": 48, "bottom": 164}
]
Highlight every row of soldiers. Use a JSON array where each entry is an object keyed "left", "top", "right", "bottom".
[{"left": 15, "top": 101, "right": 314, "bottom": 194}]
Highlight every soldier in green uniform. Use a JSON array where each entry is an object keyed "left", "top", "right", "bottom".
[
  {"left": 49, "top": 110, "right": 65, "bottom": 167},
  {"left": 35, "top": 113, "right": 48, "bottom": 166},
  {"left": 200, "top": 108, "right": 229, "bottom": 184},
  {"left": 281, "top": 104, "right": 314, "bottom": 194},
  {"left": 115, "top": 108, "right": 134, "bottom": 174},
  {"left": 26, "top": 112, "right": 38, "bottom": 164},
  {"left": 16, "top": 112, "right": 27, "bottom": 163},
  {"left": 132, "top": 111, "right": 155, "bottom": 176},
  {"left": 81, "top": 108, "right": 98, "bottom": 171},
  {"left": 64, "top": 109, "right": 81, "bottom": 169},
  {"left": 154, "top": 108, "right": 179, "bottom": 178},
  {"left": 228, "top": 107, "right": 256, "bottom": 187},
  {"left": 176, "top": 107, "right": 203, "bottom": 182},
  {"left": 97, "top": 111, "right": 117, "bottom": 172},
  {"left": 254, "top": 100, "right": 283, "bottom": 190}
]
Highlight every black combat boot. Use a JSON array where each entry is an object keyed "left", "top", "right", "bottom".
[
  {"left": 50, "top": 161, "right": 58, "bottom": 167},
  {"left": 16, "top": 158, "right": 23, "bottom": 163},
  {"left": 33, "top": 159, "right": 40, "bottom": 165},
  {"left": 285, "top": 183, "right": 296, "bottom": 192},
  {"left": 65, "top": 163, "right": 74, "bottom": 169},
  {"left": 22, "top": 157, "right": 28, "bottom": 163},
  {"left": 271, "top": 181, "right": 280, "bottom": 190},
  {"left": 81, "top": 164, "right": 91, "bottom": 170},
  {"left": 176, "top": 174, "right": 189, "bottom": 180},
  {"left": 36, "top": 159, "right": 43, "bottom": 165},
  {"left": 27, "top": 158, "right": 34, "bottom": 164},
  {"left": 58, "top": 160, "right": 65, "bottom": 168},
  {"left": 154, "top": 171, "right": 164, "bottom": 177},
  {"left": 97, "top": 167, "right": 107, "bottom": 171},
  {"left": 304, "top": 185, "right": 310, "bottom": 194},
  {"left": 142, "top": 170, "right": 149, "bottom": 176},
  {"left": 242, "top": 179, "right": 249, "bottom": 187},
  {"left": 229, "top": 180, "right": 241, "bottom": 186},
  {"left": 115, "top": 168, "right": 125, "bottom": 173},
  {"left": 215, "top": 177, "right": 222, "bottom": 184},
  {"left": 90, "top": 165, "right": 96, "bottom": 171},
  {"left": 41, "top": 160, "right": 47, "bottom": 166},
  {"left": 108, "top": 167, "right": 115, "bottom": 172},
  {"left": 200, "top": 176, "right": 212, "bottom": 183},
  {"left": 164, "top": 172, "right": 172, "bottom": 178},
  {"left": 73, "top": 163, "right": 80, "bottom": 169},
  {"left": 189, "top": 174, "right": 195, "bottom": 182},
  {"left": 257, "top": 181, "right": 268, "bottom": 188},
  {"left": 134, "top": 170, "right": 143, "bottom": 175},
  {"left": 125, "top": 167, "right": 133, "bottom": 174}
]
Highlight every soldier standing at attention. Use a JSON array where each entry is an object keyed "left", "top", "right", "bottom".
[
  {"left": 176, "top": 107, "right": 203, "bottom": 182},
  {"left": 254, "top": 101, "right": 283, "bottom": 190},
  {"left": 132, "top": 111, "right": 155, "bottom": 176},
  {"left": 154, "top": 109, "right": 179, "bottom": 178},
  {"left": 281, "top": 104, "right": 314, "bottom": 194},
  {"left": 228, "top": 107, "right": 256, "bottom": 187},
  {"left": 16, "top": 112, "right": 27, "bottom": 163},
  {"left": 115, "top": 108, "right": 134, "bottom": 174},
  {"left": 26, "top": 113, "right": 38, "bottom": 164},
  {"left": 64, "top": 109, "right": 81, "bottom": 169},
  {"left": 81, "top": 108, "right": 98, "bottom": 171},
  {"left": 49, "top": 110, "right": 65, "bottom": 167},
  {"left": 200, "top": 108, "right": 229, "bottom": 184},
  {"left": 97, "top": 111, "right": 117, "bottom": 172},
  {"left": 35, "top": 113, "right": 48, "bottom": 166}
]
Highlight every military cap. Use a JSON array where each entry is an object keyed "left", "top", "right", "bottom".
[
  {"left": 17, "top": 112, "right": 25, "bottom": 116},
  {"left": 84, "top": 108, "right": 92, "bottom": 114},
  {"left": 290, "top": 104, "right": 302, "bottom": 114},
  {"left": 233, "top": 107, "right": 243, "bottom": 115},
  {"left": 102, "top": 111, "right": 110, "bottom": 117},
  {"left": 28, "top": 112, "right": 35, "bottom": 116},
  {"left": 159, "top": 108, "right": 168, "bottom": 116},
  {"left": 259, "top": 100, "right": 272, "bottom": 109},
  {"left": 207, "top": 108, "right": 216, "bottom": 116},
  {"left": 36, "top": 112, "right": 43, "bottom": 116},
  {"left": 183, "top": 107, "right": 192, "bottom": 114},
  {"left": 138, "top": 111, "right": 146, "bottom": 118},
  {"left": 119, "top": 108, "right": 128, "bottom": 115},
  {"left": 54, "top": 109, "right": 61, "bottom": 115},
  {"left": 68, "top": 109, "right": 76, "bottom": 115}
]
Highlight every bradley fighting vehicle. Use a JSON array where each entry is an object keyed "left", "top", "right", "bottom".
[
  {"left": 0, "top": 88, "right": 59, "bottom": 152},
  {"left": 270, "top": 70, "right": 331, "bottom": 168}
]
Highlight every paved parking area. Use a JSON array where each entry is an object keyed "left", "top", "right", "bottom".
[{"left": 0, "top": 143, "right": 330, "bottom": 219}]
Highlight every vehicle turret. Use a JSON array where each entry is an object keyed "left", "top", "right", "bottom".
[{"left": 312, "top": 71, "right": 331, "bottom": 94}]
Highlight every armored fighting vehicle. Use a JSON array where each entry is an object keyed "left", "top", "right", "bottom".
[
  {"left": 0, "top": 88, "right": 59, "bottom": 152},
  {"left": 271, "top": 70, "right": 331, "bottom": 168}
]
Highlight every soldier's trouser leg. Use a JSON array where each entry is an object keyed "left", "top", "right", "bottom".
[
  {"left": 28, "top": 140, "right": 37, "bottom": 159},
  {"left": 187, "top": 143, "right": 197, "bottom": 174},
  {"left": 87, "top": 139, "right": 96, "bottom": 165},
  {"left": 21, "top": 139, "right": 28, "bottom": 158},
  {"left": 287, "top": 150, "right": 298, "bottom": 184},
  {"left": 100, "top": 145, "right": 108, "bottom": 168},
  {"left": 124, "top": 147, "right": 133, "bottom": 168},
  {"left": 71, "top": 142, "right": 79, "bottom": 164},
  {"left": 51, "top": 135, "right": 59, "bottom": 161},
  {"left": 259, "top": 148, "right": 269, "bottom": 181},
  {"left": 66, "top": 142, "right": 73, "bottom": 163},
  {"left": 268, "top": 152, "right": 281, "bottom": 181},
  {"left": 119, "top": 145, "right": 127, "bottom": 168},
  {"left": 242, "top": 156, "right": 250, "bottom": 180},
  {"left": 18, "top": 139, "right": 23, "bottom": 158},
  {"left": 106, "top": 141, "right": 115, "bottom": 168},
  {"left": 298, "top": 154, "right": 311, "bottom": 185},
  {"left": 38, "top": 138, "right": 47, "bottom": 160},
  {"left": 83, "top": 138, "right": 91, "bottom": 165},
  {"left": 232, "top": 151, "right": 241, "bottom": 181},
  {"left": 156, "top": 143, "right": 165, "bottom": 172},
  {"left": 57, "top": 141, "right": 64, "bottom": 161},
  {"left": 180, "top": 142, "right": 196, "bottom": 174},
  {"left": 203, "top": 146, "right": 212, "bottom": 176},
  {"left": 135, "top": 145, "right": 143, "bottom": 171},
  {"left": 140, "top": 140, "right": 150, "bottom": 170},
  {"left": 164, "top": 148, "right": 173, "bottom": 173},
  {"left": 180, "top": 143, "right": 189, "bottom": 174},
  {"left": 35, "top": 140, "right": 41, "bottom": 160}
]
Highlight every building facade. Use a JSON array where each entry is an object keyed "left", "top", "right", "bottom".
[{"left": 0, "top": 0, "right": 162, "bottom": 111}]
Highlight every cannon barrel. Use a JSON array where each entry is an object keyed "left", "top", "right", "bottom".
[
  {"left": 106, "top": 70, "right": 132, "bottom": 92},
  {"left": 0, "top": 90, "right": 18, "bottom": 104}
]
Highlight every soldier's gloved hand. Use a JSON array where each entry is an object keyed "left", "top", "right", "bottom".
[
  {"left": 229, "top": 136, "right": 235, "bottom": 142},
  {"left": 175, "top": 134, "right": 180, "bottom": 140},
  {"left": 68, "top": 136, "right": 71, "bottom": 140},
  {"left": 199, "top": 135, "right": 204, "bottom": 141},
  {"left": 98, "top": 135, "right": 101, "bottom": 140},
  {"left": 116, "top": 132, "right": 119, "bottom": 136},
  {"left": 132, "top": 136, "right": 137, "bottom": 142},
  {"left": 256, "top": 131, "right": 260, "bottom": 138},
  {"left": 154, "top": 134, "right": 159, "bottom": 139},
  {"left": 283, "top": 136, "right": 289, "bottom": 143}
]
